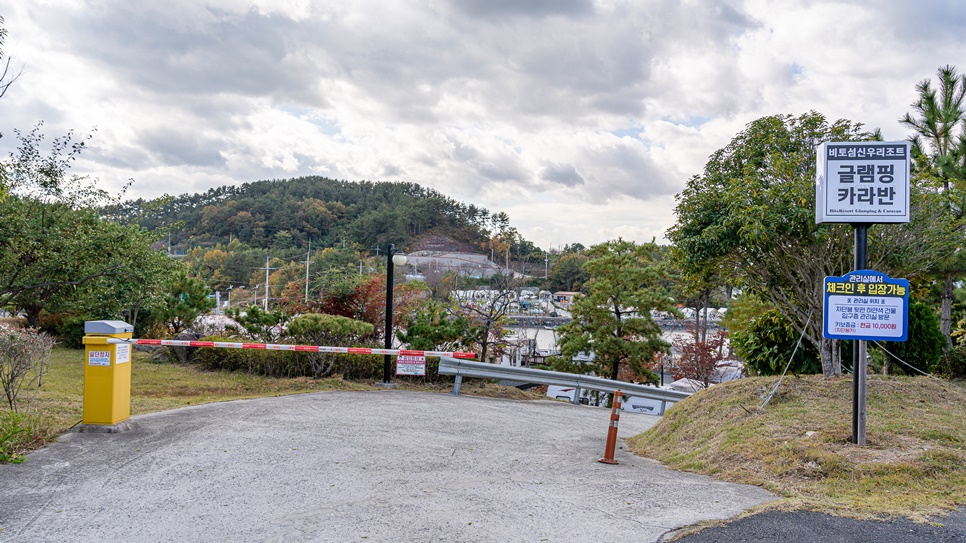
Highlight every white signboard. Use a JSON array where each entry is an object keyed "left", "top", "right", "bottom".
[
  {"left": 88, "top": 350, "right": 111, "bottom": 366},
  {"left": 116, "top": 344, "right": 131, "bottom": 364},
  {"left": 815, "top": 142, "right": 910, "bottom": 224},
  {"left": 396, "top": 354, "right": 427, "bottom": 376}
]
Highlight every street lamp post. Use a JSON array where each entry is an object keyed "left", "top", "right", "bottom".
[{"left": 383, "top": 243, "right": 407, "bottom": 383}]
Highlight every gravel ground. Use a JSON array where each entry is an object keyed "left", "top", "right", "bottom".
[{"left": 0, "top": 391, "right": 774, "bottom": 542}]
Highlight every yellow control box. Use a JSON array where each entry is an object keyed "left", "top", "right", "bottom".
[{"left": 82, "top": 320, "right": 134, "bottom": 425}]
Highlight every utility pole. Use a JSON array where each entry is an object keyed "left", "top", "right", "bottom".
[
  {"left": 544, "top": 251, "right": 548, "bottom": 279},
  {"left": 255, "top": 257, "right": 277, "bottom": 311},
  {"left": 305, "top": 240, "right": 311, "bottom": 303}
]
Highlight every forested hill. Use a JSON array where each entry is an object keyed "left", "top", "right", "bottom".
[{"left": 107, "top": 176, "right": 522, "bottom": 253}]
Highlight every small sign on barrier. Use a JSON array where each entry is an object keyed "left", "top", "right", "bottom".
[
  {"left": 88, "top": 350, "right": 111, "bottom": 366},
  {"left": 116, "top": 343, "right": 131, "bottom": 364},
  {"left": 396, "top": 354, "right": 427, "bottom": 376}
]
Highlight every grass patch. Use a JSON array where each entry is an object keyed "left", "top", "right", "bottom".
[
  {"left": 2, "top": 347, "right": 542, "bottom": 462},
  {"left": 28, "top": 347, "right": 374, "bottom": 436},
  {"left": 627, "top": 375, "right": 966, "bottom": 521},
  {"left": 0, "top": 411, "right": 49, "bottom": 463}
]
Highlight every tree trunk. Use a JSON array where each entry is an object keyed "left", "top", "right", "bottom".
[
  {"left": 942, "top": 272, "right": 954, "bottom": 348},
  {"left": 820, "top": 338, "right": 842, "bottom": 377},
  {"left": 832, "top": 340, "right": 842, "bottom": 375},
  {"left": 693, "top": 304, "right": 700, "bottom": 344},
  {"left": 701, "top": 290, "right": 710, "bottom": 344},
  {"left": 25, "top": 305, "right": 42, "bottom": 329}
]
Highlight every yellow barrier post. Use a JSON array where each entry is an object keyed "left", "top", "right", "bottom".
[{"left": 82, "top": 320, "right": 134, "bottom": 429}]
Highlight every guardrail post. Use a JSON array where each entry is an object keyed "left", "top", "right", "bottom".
[
  {"left": 659, "top": 399, "right": 667, "bottom": 416},
  {"left": 572, "top": 385, "right": 582, "bottom": 404},
  {"left": 452, "top": 375, "right": 463, "bottom": 395}
]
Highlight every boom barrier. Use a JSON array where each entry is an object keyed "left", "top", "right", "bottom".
[
  {"left": 81, "top": 319, "right": 477, "bottom": 431},
  {"left": 105, "top": 338, "right": 478, "bottom": 359}
]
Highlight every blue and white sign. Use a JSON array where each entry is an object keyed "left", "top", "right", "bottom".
[{"left": 823, "top": 270, "right": 909, "bottom": 341}]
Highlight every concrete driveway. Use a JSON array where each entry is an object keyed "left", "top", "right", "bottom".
[{"left": 0, "top": 391, "right": 774, "bottom": 542}]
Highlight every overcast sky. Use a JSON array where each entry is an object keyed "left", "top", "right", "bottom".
[{"left": 1, "top": 1, "right": 963, "bottom": 249}]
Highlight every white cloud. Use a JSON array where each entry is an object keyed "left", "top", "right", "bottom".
[{"left": 1, "top": 0, "right": 964, "bottom": 249}]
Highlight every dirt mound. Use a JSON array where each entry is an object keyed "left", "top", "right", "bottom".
[{"left": 410, "top": 233, "right": 481, "bottom": 254}]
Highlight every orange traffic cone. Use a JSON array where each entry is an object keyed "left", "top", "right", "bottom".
[{"left": 599, "top": 390, "right": 623, "bottom": 465}]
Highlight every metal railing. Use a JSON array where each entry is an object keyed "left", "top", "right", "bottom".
[{"left": 438, "top": 357, "right": 692, "bottom": 415}]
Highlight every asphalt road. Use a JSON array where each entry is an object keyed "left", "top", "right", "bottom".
[
  {"left": 672, "top": 509, "right": 966, "bottom": 543},
  {"left": 0, "top": 391, "right": 774, "bottom": 542}
]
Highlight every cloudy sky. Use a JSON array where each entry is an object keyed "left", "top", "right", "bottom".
[{"left": 1, "top": 1, "right": 963, "bottom": 249}]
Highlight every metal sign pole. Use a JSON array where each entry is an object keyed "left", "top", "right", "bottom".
[{"left": 852, "top": 224, "right": 868, "bottom": 446}]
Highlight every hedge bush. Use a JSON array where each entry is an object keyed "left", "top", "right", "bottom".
[
  {"left": 192, "top": 338, "right": 448, "bottom": 382},
  {"left": 943, "top": 345, "right": 966, "bottom": 379}
]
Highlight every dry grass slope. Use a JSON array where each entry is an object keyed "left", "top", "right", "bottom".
[{"left": 627, "top": 375, "right": 966, "bottom": 521}]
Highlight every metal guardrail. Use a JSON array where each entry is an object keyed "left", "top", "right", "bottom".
[{"left": 438, "top": 357, "right": 692, "bottom": 415}]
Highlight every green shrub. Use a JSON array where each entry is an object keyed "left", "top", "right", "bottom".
[
  {"left": 0, "top": 327, "right": 55, "bottom": 412},
  {"left": 195, "top": 337, "right": 306, "bottom": 377},
  {"left": 286, "top": 314, "right": 374, "bottom": 379},
  {"left": 334, "top": 353, "right": 383, "bottom": 380},
  {"left": 0, "top": 410, "right": 48, "bottom": 464},
  {"left": 191, "top": 335, "right": 445, "bottom": 382},
  {"left": 943, "top": 345, "right": 966, "bottom": 379},
  {"left": 38, "top": 313, "right": 89, "bottom": 349},
  {"left": 194, "top": 337, "right": 248, "bottom": 371},
  {"left": 730, "top": 308, "right": 822, "bottom": 375},
  {"left": 878, "top": 302, "right": 945, "bottom": 376}
]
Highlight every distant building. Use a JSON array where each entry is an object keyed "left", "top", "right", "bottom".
[
  {"left": 405, "top": 251, "right": 502, "bottom": 278},
  {"left": 552, "top": 291, "right": 579, "bottom": 308}
]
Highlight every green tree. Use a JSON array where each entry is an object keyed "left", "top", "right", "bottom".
[
  {"left": 397, "top": 301, "right": 471, "bottom": 352},
  {"left": 548, "top": 252, "right": 589, "bottom": 293},
  {"left": 152, "top": 271, "right": 216, "bottom": 335},
  {"left": 224, "top": 304, "right": 289, "bottom": 343},
  {"left": 553, "top": 239, "right": 677, "bottom": 382},
  {"left": 312, "top": 267, "right": 365, "bottom": 318},
  {"left": 0, "top": 124, "right": 173, "bottom": 327},
  {"left": 900, "top": 65, "right": 966, "bottom": 347},
  {"left": 669, "top": 112, "right": 956, "bottom": 376}
]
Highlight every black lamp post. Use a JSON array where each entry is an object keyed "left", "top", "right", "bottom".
[{"left": 383, "top": 243, "right": 407, "bottom": 383}]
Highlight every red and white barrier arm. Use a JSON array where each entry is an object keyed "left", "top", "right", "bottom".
[{"left": 106, "top": 338, "right": 477, "bottom": 359}]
